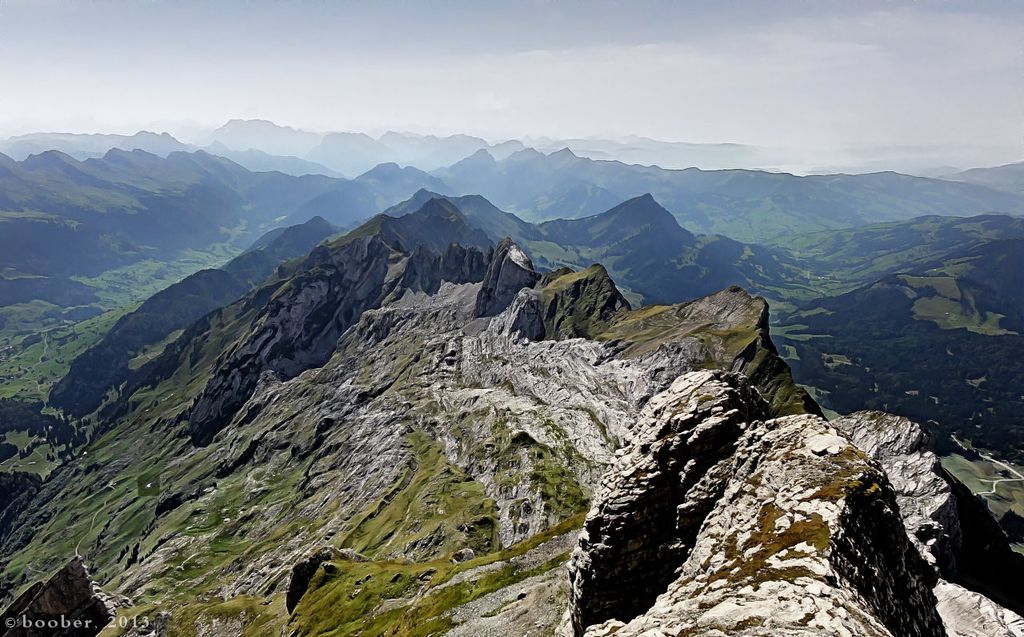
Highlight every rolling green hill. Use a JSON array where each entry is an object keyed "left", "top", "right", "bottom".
[
  {"left": 49, "top": 217, "right": 341, "bottom": 417},
  {"left": 777, "top": 267, "right": 1024, "bottom": 462},
  {"left": 386, "top": 191, "right": 801, "bottom": 306},
  {"left": 433, "top": 148, "right": 1024, "bottom": 241}
]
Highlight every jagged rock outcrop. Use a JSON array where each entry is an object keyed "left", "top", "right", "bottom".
[
  {"left": 0, "top": 236, "right": 823, "bottom": 635},
  {"left": 569, "top": 371, "right": 945, "bottom": 637},
  {"left": 474, "top": 237, "right": 541, "bottom": 317},
  {"left": 185, "top": 235, "right": 488, "bottom": 445},
  {"left": 832, "top": 411, "right": 962, "bottom": 575},
  {"left": 0, "top": 558, "right": 117, "bottom": 637},
  {"left": 538, "top": 264, "right": 631, "bottom": 339},
  {"left": 487, "top": 264, "right": 632, "bottom": 342},
  {"left": 834, "top": 411, "right": 1024, "bottom": 634},
  {"left": 286, "top": 547, "right": 348, "bottom": 614}
]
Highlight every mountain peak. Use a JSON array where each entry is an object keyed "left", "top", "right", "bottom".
[
  {"left": 599, "top": 193, "right": 684, "bottom": 228},
  {"left": 507, "top": 147, "right": 545, "bottom": 162},
  {"left": 359, "top": 161, "right": 404, "bottom": 178},
  {"left": 460, "top": 148, "right": 497, "bottom": 164},
  {"left": 549, "top": 147, "right": 579, "bottom": 161},
  {"left": 474, "top": 238, "right": 540, "bottom": 317},
  {"left": 21, "top": 149, "right": 78, "bottom": 168},
  {"left": 416, "top": 196, "right": 464, "bottom": 221}
]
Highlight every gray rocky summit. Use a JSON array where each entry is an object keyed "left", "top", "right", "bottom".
[
  {"left": 3, "top": 236, "right": 1021, "bottom": 637},
  {"left": 569, "top": 371, "right": 945, "bottom": 637},
  {"left": 474, "top": 237, "right": 541, "bottom": 317},
  {"left": 567, "top": 373, "right": 1024, "bottom": 637}
]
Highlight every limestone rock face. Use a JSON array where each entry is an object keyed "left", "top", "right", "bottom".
[
  {"left": 567, "top": 371, "right": 769, "bottom": 630},
  {"left": 568, "top": 371, "right": 946, "bottom": 637},
  {"left": 934, "top": 580, "right": 1024, "bottom": 637},
  {"left": 832, "top": 412, "right": 961, "bottom": 575},
  {"left": 487, "top": 288, "right": 547, "bottom": 342},
  {"left": 474, "top": 237, "right": 541, "bottom": 317},
  {"left": 0, "top": 557, "right": 117, "bottom": 637},
  {"left": 186, "top": 235, "right": 488, "bottom": 446},
  {"left": 834, "top": 410, "right": 1024, "bottom": 631}
]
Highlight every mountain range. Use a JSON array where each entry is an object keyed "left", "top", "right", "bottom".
[
  {"left": 0, "top": 149, "right": 445, "bottom": 340},
  {"left": 434, "top": 147, "right": 1024, "bottom": 240},
  {"left": 1, "top": 196, "right": 1022, "bottom": 636},
  {"left": 2, "top": 133, "right": 1024, "bottom": 636}
]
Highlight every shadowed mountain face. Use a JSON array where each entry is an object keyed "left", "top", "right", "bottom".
[
  {"left": 386, "top": 190, "right": 797, "bottom": 305},
  {"left": 48, "top": 216, "right": 341, "bottom": 418},
  {"left": 0, "top": 150, "right": 450, "bottom": 333},
  {"left": 433, "top": 148, "right": 1024, "bottom": 241}
]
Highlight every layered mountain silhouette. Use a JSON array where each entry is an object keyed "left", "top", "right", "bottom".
[
  {"left": 49, "top": 216, "right": 341, "bottom": 417},
  {"left": 0, "top": 149, "right": 448, "bottom": 323},
  {"left": 434, "top": 147, "right": 1024, "bottom": 241},
  {"left": 386, "top": 190, "right": 796, "bottom": 304}
]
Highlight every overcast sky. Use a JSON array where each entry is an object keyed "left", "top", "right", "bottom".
[{"left": 0, "top": 0, "right": 1021, "bottom": 166}]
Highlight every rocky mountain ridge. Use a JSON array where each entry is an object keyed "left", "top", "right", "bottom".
[
  {"left": 0, "top": 217, "right": 1020, "bottom": 636},
  {"left": 569, "top": 371, "right": 1023, "bottom": 637}
]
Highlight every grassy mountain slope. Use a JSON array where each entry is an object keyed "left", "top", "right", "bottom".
[
  {"left": 772, "top": 214, "right": 1024, "bottom": 298},
  {"left": 945, "top": 161, "right": 1024, "bottom": 196},
  {"left": 433, "top": 148, "right": 1024, "bottom": 241},
  {"left": 778, "top": 268, "right": 1024, "bottom": 462},
  {"left": 48, "top": 217, "right": 340, "bottom": 417},
  {"left": 0, "top": 231, "right": 810, "bottom": 636}
]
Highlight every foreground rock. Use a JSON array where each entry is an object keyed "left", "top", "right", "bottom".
[
  {"left": 834, "top": 411, "right": 1024, "bottom": 635},
  {"left": 0, "top": 557, "right": 117, "bottom": 637},
  {"left": 569, "top": 371, "right": 945, "bottom": 637}
]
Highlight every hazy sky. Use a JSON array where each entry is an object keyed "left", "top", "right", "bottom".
[{"left": 0, "top": 0, "right": 1021, "bottom": 165}]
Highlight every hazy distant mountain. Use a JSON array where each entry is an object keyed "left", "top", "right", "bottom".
[
  {"left": 434, "top": 148, "right": 1024, "bottom": 241},
  {"left": 205, "top": 119, "right": 323, "bottom": 157},
  {"left": 0, "top": 131, "right": 190, "bottom": 160},
  {"left": 944, "top": 161, "right": 1024, "bottom": 196},
  {"left": 0, "top": 150, "right": 452, "bottom": 326},
  {"left": 354, "top": 162, "right": 448, "bottom": 202},
  {"left": 377, "top": 131, "right": 492, "bottom": 169},
  {"left": 287, "top": 163, "right": 449, "bottom": 229},
  {"left": 533, "top": 135, "right": 766, "bottom": 170},
  {"left": 305, "top": 132, "right": 388, "bottom": 176},
  {"left": 307, "top": 130, "right": 500, "bottom": 175},
  {"left": 0, "top": 129, "right": 345, "bottom": 179},
  {"left": 202, "top": 143, "right": 342, "bottom": 177}
]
